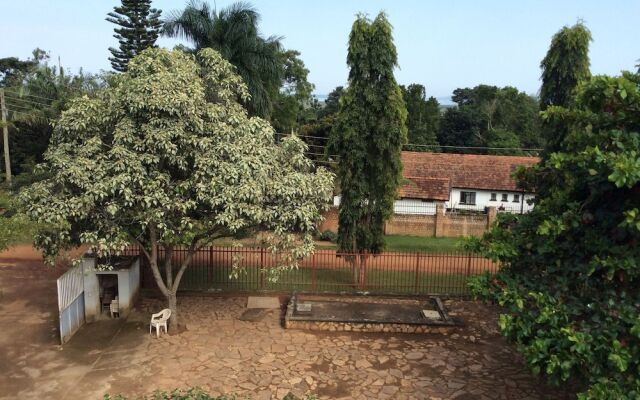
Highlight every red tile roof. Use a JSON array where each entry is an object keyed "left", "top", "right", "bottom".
[
  {"left": 400, "top": 177, "right": 450, "bottom": 201},
  {"left": 399, "top": 152, "right": 539, "bottom": 199}
]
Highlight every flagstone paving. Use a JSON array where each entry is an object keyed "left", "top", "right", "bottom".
[
  {"left": 65, "top": 296, "right": 575, "bottom": 400},
  {"left": 0, "top": 255, "right": 576, "bottom": 399}
]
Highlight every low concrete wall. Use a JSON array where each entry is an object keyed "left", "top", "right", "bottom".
[
  {"left": 284, "top": 319, "right": 461, "bottom": 334},
  {"left": 319, "top": 206, "right": 497, "bottom": 238}
]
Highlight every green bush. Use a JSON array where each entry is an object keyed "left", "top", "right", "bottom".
[
  {"left": 318, "top": 230, "right": 337, "bottom": 243},
  {"left": 0, "top": 190, "right": 38, "bottom": 250},
  {"left": 105, "top": 388, "right": 317, "bottom": 400},
  {"left": 467, "top": 73, "right": 640, "bottom": 398}
]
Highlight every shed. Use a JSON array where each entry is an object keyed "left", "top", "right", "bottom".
[{"left": 81, "top": 254, "right": 140, "bottom": 321}]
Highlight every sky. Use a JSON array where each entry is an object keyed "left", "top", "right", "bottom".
[{"left": 1, "top": 0, "right": 638, "bottom": 103}]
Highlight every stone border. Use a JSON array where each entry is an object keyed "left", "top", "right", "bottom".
[
  {"left": 284, "top": 319, "right": 461, "bottom": 333},
  {"left": 284, "top": 294, "right": 463, "bottom": 334}
]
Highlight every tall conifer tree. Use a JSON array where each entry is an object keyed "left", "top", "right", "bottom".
[
  {"left": 539, "top": 22, "right": 591, "bottom": 153},
  {"left": 107, "top": 0, "right": 162, "bottom": 72},
  {"left": 329, "top": 13, "right": 407, "bottom": 286}
]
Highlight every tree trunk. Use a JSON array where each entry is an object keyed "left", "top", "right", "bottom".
[
  {"left": 352, "top": 255, "right": 360, "bottom": 288},
  {"left": 359, "top": 253, "right": 368, "bottom": 289},
  {"left": 137, "top": 226, "right": 201, "bottom": 334},
  {"left": 168, "top": 291, "right": 178, "bottom": 329}
]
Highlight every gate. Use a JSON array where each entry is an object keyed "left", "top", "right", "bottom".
[{"left": 57, "top": 264, "right": 85, "bottom": 344}]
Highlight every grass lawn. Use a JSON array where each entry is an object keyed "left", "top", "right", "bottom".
[
  {"left": 384, "top": 235, "right": 463, "bottom": 253},
  {"left": 317, "top": 235, "right": 463, "bottom": 253},
  {"left": 180, "top": 264, "right": 471, "bottom": 296}
]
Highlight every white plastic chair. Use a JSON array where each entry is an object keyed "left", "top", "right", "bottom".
[
  {"left": 110, "top": 296, "right": 119, "bottom": 318},
  {"left": 149, "top": 309, "right": 171, "bottom": 337}
]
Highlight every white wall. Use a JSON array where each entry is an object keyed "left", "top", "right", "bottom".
[
  {"left": 334, "top": 196, "right": 438, "bottom": 215},
  {"left": 448, "top": 188, "right": 534, "bottom": 213},
  {"left": 333, "top": 190, "right": 534, "bottom": 215}
]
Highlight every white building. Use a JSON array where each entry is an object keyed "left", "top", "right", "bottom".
[{"left": 334, "top": 152, "right": 538, "bottom": 215}]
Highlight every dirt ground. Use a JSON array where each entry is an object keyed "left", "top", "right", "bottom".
[{"left": 0, "top": 245, "right": 576, "bottom": 400}]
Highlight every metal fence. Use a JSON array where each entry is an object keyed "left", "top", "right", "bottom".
[
  {"left": 374, "top": 201, "right": 528, "bottom": 216},
  {"left": 123, "top": 246, "right": 499, "bottom": 296}
]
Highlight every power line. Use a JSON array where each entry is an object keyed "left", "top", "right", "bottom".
[
  {"left": 289, "top": 133, "right": 542, "bottom": 153},
  {"left": 4, "top": 94, "right": 51, "bottom": 108},
  {"left": 3, "top": 90, "right": 57, "bottom": 103},
  {"left": 5, "top": 103, "right": 41, "bottom": 112}
]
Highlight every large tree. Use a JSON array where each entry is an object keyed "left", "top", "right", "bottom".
[
  {"left": 438, "top": 85, "right": 542, "bottom": 153},
  {"left": 271, "top": 50, "right": 316, "bottom": 133},
  {"left": 400, "top": 84, "right": 440, "bottom": 151},
  {"left": 539, "top": 22, "right": 592, "bottom": 110},
  {"left": 20, "top": 48, "right": 334, "bottom": 328},
  {"left": 328, "top": 13, "right": 407, "bottom": 286},
  {"left": 469, "top": 72, "right": 640, "bottom": 398},
  {"left": 318, "top": 86, "right": 344, "bottom": 119},
  {"left": 163, "top": 1, "right": 283, "bottom": 118},
  {"left": 107, "top": 0, "right": 162, "bottom": 72},
  {"left": 539, "top": 22, "right": 591, "bottom": 153}
]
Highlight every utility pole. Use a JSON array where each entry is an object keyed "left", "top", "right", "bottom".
[{"left": 0, "top": 89, "right": 11, "bottom": 186}]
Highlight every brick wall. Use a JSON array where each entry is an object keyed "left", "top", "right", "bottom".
[
  {"left": 440, "top": 214, "right": 487, "bottom": 237},
  {"left": 385, "top": 214, "right": 436, "bottom": 236},
  {"left": 319, "top": 206, "right": 496, "bottom": 238},
  {"left": 318, "top": 207, "right": 339, "bottom": 233}
]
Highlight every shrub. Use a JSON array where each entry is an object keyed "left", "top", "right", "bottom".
[{"left": 318, "top": 230, "right": 337, "bottom": 243}]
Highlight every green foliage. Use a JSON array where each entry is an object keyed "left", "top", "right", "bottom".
[
  {"left": 400, "top": 84, "right": 440, "bottom": 151},
  {"left": 163, "top": 1, "right": 284, "bottom": 118},
  {"left": 318, "top": 86, "right": 344, "bottom": 119},
  {"left": 329, "top": 12, "right": 408, "bottom": 255},
  {"left": 298, "top": 115, "right": 335, "bottom": 165},
  {"left": 105, "top": 388, "right": 318, "bottom": 400},
  {"left": 318, "top": 230, "right": 337, "bottom": 243},
  {"left": 1, "top": 49, "right": 105, "bottom": 183},
  {"left": 0, "top": 56, "right": 38, "bottom": 86},
  {"left": 539, "top": 21, "right": 592, "bottom": 110},
  {"left": 20, "top": 48, "right": 334, "bottom": 324},
  {"left": 0, "top": 191, "right": 38, "bottom": 251},
  {"left": 468, "top": 72, "right": 640, "bottom": 398},
  {"left": 271, "top": 50, "right": 317, "bottom": 133},
  {"left": 539, "top": 22, "right": 592, "bottom": 155},
  {"left": 107, "top": 0, "right": 162, "bottom": 72},
  {"left": 438, "top": 85, "right": 542, "bottom": 153},
  {"left": 486, "top": 129, "right": 522, "bottom": 155}
]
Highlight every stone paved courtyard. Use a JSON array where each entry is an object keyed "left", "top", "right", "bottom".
[{"left": 0, "top": 252, "right": 576, "bottom": 399}]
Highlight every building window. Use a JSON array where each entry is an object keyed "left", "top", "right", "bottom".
[
  {"left": 490, "top": 193, "right": 497, "bottom": 201},
  {"left": 501, "top": 193, "right": 509, "bottom": 202},
  {"left": 513, "top": 194, "right": 520, "bottom": 203},
  {"left": 460, "top": 191, "right": 476, "bottom": 205}
]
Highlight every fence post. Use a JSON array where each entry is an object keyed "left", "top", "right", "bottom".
[
  {"left": 486, "top": 206, "right": 497, "bottom": 229},
  {"left": 414, "top": 252, "right": 421, "bottom": 293},
  {"left": 435, "top": 203, "right": 445, "bottom": 237},
  {"left": 311, "top": 252, "right": 317, "bottom": 291},
  {"left": 259, "top": 247, "right": 265, "bottom": 290},
  {"left": 208, "top": 246, "right": 213, "bottom": 287},
  {"left": 466, "top": 253, "right": 472, "bottom": 277}
]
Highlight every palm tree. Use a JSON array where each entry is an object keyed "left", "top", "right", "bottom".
[{"left": 163, "top": 1, "right": 283, "bottom": 117}]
